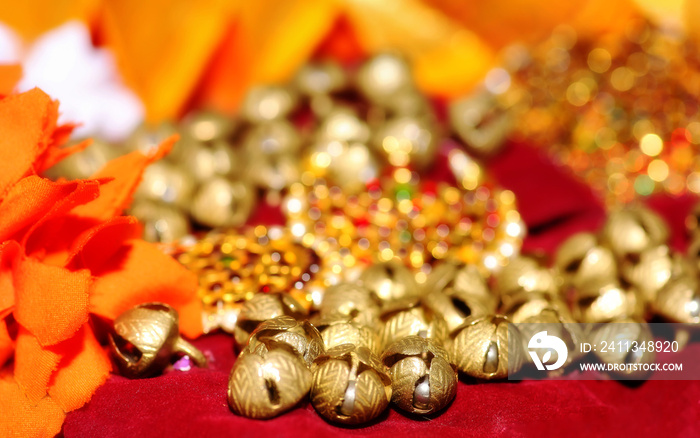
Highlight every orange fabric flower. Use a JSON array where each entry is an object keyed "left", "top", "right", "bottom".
[{"left": 0, "top": 88, "right": 202, "bottom": 437}]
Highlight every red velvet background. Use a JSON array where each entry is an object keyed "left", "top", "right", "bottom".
[{"left": 62, "top": 141, "right": 700, "bottom": 437}]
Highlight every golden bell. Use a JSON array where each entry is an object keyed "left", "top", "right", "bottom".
[
  {"left": 314, "top": 319, "right": 381, "bottom": 355},
  {"left": 228, "top": 341, "right": 311, "bottom": 419},
  {"left": 383, "top": 89, "right": 431, "bottom": 118},
  {"left": 588, "top": 318, "right": 655, "bottom": 379},
  {"left": 600, "top": 207, "right": 669, "bottom": 261},
  {"left": 495, "top": 256, "right": 558, "bottom": 306},
  {"left": 295, "top": 61, "right": 347, "bottom": 96},
  {"left": 180, "top": 110, "right": 236, "bottom": 145},
  {"left": 448, "top": 90, "right": 513, "bottom": 156},
  {"left": 573, "top": 283, "right": 645, "bottom": 323},
  {"left": 318, "top": 108, "right": 371, "bottom": 144},
  {"left": 190, "top": 177, "right": 254, "bottom": 228},
  {"left": 45, "top": 139, "right": 119, "bottom": 180},
  {"left": 233, "top": 293, "right": 309, "bottom": 348},
  {"left": 502, "top": 291, "right": 572, "bottom": 324},
  {"left": 516, "top": 308, "right": 585, "bottom": 368},
  {"left": 109, "top": 302, "right": 207, "bottom": 378},
  {"left": 448, "top": 315, "right": 524, "bottom": 380},
  {"left": 244, "top": 316, "right": 325, "bottom": 368},
  {"left": 359, "top": 261, "right": 421, "bottom": 310},
  {"left": 135, "top": 161, "right": 196, "bottom": 207},
  {"left": 373, "top": 116, "right": 437, "bottom": 169},
  {"left": 318, "top": 283, "right": 380, "bottom": 328},
  {"left": 422, "top": 287, "right": 490, "bottom": 335},
  {"left": 243, "top": 120, "right": 302, "bottom": 156},
  {"left": 241, "top": 85, "right": 298, "bottom": 123},
  {"left": 124, "top": 122, "right": 179, "bottom": 156},
  {"left": 555, "top": 232, "right": 618, "bottom": 291},
  {"left": 356, "top": 53, "right": 413, "bottom": 105},
  {"left": 425, "top": 261, "right": 496, "bottom": 310},
  {"left": 129, "top": 200, "right": 190, "bottom": 243},
  {"left": 381, "top": 336, "right": 457, "bottom": 415},
  {"left": 619, "top": 245, "right": 673, "bottom": 302},
  {"left": 310, "top": 344, "right": 392, "bottom": 425},
  {"left": 180, "top": 141, "right": 240, "bottom": 183},
  {"left": 654, "top": 275, "right": 700, "bottom": 324},
  {"left": 306, "top": 140, "right": 380, "bottom": 192},
  {"left": 379, "top": 304, "right": 448, "bottom": 352}
]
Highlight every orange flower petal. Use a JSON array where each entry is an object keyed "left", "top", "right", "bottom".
[
  {"left": 0, "top": 64, "right": 22, "bottom": 97},
  {"left": 13, "top": 326, "right": 63, "bottom": 405},
  {"left": 13, "top": 255, "right": 91, "bottom": 347},
  {"left": 35, "top": 138, "right": 92, "bottom": 174},
  {"left": 0, "top": 176, "right": 100, "bottom": 244},
  {"left": 0, "top": 0, "right": 98, "bottom": 40},
  {"left": 71, "top": 135, "right": 177, "bottom": 222},
  {"left": 0, "top": 372, "right": 65, "bottom": 438},
  {"left": 100, "top": 0, "right": 233, "bottom": 121},
  {"left": 48, "top": 324, "right": 111, "bottom": 413},
  {"left": 198, "top": 0, "right": 338, "bottom": 112},
  {"left": 90, "top": 239, "right": 202, "bottom": 338},
  {"left": 0, "top": 319, "right": 13, "bottom": 368},
  {"left": 0, "top": 241, "right": 19, "bottom": 313},
  {"left": 0, "top": 89, "right": 58, "bottom": 198},
  {"left": 64, "top": 216, "right": 142, "bottom": 271}
]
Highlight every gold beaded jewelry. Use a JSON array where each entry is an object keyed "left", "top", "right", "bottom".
[{"left": 171, "top": 225, "right": 333, "bottom": 333}]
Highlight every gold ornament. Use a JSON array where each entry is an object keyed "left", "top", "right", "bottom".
[
  {"left": 448, "top": 315, "right": 523, "bottom": 380},
  {"left": 129, "top": 200, "right": 190, "bottom": 243},
  {"left": 359, "top": 261, "right": 421, "bottom": 310},
  {"left": 372, "top": 116, "right": 438, "bottom": 169},
  {"left": 600, "top": 207, "right": 669, "bottom": 261},
  {"left": 135, "top": 161, "right": 196, "bottom": 207},
  {"left": 515, "top": 308, "right": 586, "bottom": 368},
  {"left": 243, "top": 316, "right": 325, "bottom": 368},
  {"left": 228, "top": 342, "right": 311, "bottom": 419},
  {"left": 190, "top": 177, "right": 254, "bottom": 228},
  {"left": 496, "top": 255, "right": 557, "bottom": 297},
  {"left": 173, "top": 226, "right": 329, "bottom": 333},
  {"left": 379, "top": 303, "right": 448, "bottom": 352},
  {"left": 318, "top": 108, "right": 371, "bottom": 144},
  {"left": 294, "top": 61, "right": 347, "bottom": 96},
  {"left": 233, "top": 293, "right": 308, "bottom": 348},
  {"left": 180, "top": 110, "right": 236, "bottom": 145},
  {"left": 381, "top": 336, "right": 457, "bottom": 415},
  {"left": 555, "top": 232, "right": 618, "bottom": 291},
  {"left": 588, "top": 318, "right": 655, "bottom": 379},
  {"left": 502, "top": 291, "right": 571, "bottom": 325},
  {"left": 422, "top": 285, "right": 491, "bottom": 335},
  {"left": 356, "top": 54, "right": 413, "bottom": 106},
  {"left": 619, "top": 245, "right": 673, "bottom": 302},
  {"left": 318, "top": 283, "right": 380, "bottom": 328},
  {"left": 573, "top": 283, "right": 645, "bottom": 323},
  {"left": 654, "top": 276, "right": 700, "bottom": 325},
  {"left": 109, "top": 302, "right": 207, "bottom": 378},
  {"left": 448, "top": 89, "right": 513, "bottom": 156},
  {"left": 45, "top": 139, "right": 118, "bottom": 180},
  {"left": 314, "top": 319, "right": 381, "bottom": 355},
  {"left": 424, "top": 261, "right": 496, "bottom": 311},
  {"left": 241, "top": 85, "right": 298, "bottom": 123},
  {"left": 310, "top": 344, "right": 392, "bottom": 425},
  {"left": 306, "top": 140, "right": 380, "bottom": 192}
]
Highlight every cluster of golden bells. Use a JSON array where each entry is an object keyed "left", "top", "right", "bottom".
[
  {"left": 108, "top": 200, "right": 700, "bottom": 425},
  {"left": 55, "top": 51, "right": 698, "bottom": 426}
]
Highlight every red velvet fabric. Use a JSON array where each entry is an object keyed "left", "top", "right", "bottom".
[{"left": 62, "top": 141, "right": 700, "bottom": 437}]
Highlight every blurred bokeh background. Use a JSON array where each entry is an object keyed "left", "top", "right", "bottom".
[{"left": 0, "top": 0, "right": 695, "bottom": 141}]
